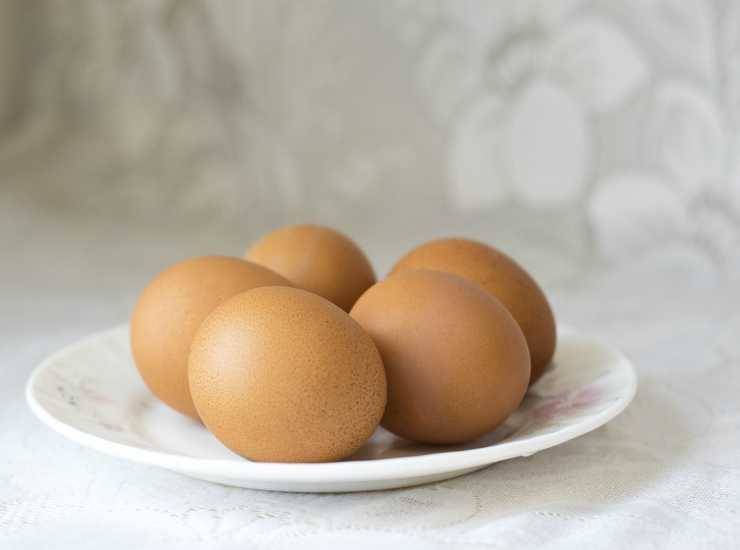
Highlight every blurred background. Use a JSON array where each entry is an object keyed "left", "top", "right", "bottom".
[{"left": 2, "top": 0, "right": 739, "bottom": 330}]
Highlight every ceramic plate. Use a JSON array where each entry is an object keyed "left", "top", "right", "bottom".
[{"left": 26, "top": 325, "right": 636, "bottom": 493}]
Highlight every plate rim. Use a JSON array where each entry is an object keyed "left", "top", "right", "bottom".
[{"left": 26, "top": 324, "right": 637, "bottom": 483}]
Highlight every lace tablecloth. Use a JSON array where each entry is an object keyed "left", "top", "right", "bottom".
[{"left": 1, "top": 225, "right": 738, "bottom": 550}]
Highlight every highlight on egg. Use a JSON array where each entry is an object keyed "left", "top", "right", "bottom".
[
  {"left": 351, "top": 269, "right": 531, "bottom": 445},
  {"left": 390, "top": 237, "right": 556, "bottom": 385},
  {"left": 130, "top": 255, "right": 290, "bottom": 419},
  {"left": 245, "top": 224, "right": 376, "bottom": 312}
]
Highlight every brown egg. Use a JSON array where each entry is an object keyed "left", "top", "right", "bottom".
[
  {"left": 350, "top": 269, "right": 530, "bottom": 445},
  {"left": 189, "top": 286, "right": 387, "bottom": 462},
  {"left": 130, "top": 256, "right": 290, "bottom": 419},
  {"left": 245, "top": 224, "right": 375, "bottom": 312},
  {"left": 390, "top": 238, "right": 556, "bottom": 385}
]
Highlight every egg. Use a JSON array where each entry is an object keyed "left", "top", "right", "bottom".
[
  {"left": 350, "top": 269, "right": 530, "bottom": 445},
  {"left": 390, "top": 238, "right": 556, "bottom": 384},
  {"left": 130, "top": 256, "right": 289, "bottom": 419},
  {"left": 188, "top": 286, "right": 387, "bottom": 462},
  {"left": 245, "top": 224, "right": 375, "bottom": 312}
]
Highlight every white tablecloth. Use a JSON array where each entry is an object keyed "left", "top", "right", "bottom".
[{"left": 1, "top": 220, "right": 739, "bottom": 549}]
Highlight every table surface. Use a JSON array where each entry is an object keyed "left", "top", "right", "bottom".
[{"left": 2, "top": 220, "right": 739, "bottom": 550}]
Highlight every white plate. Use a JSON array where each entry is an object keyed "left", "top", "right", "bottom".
[{"left": 26, "top": 325, "right": 636, "bottom": 493}]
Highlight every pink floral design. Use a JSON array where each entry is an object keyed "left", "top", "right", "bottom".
[{"left": 531, "top": 384, "right": 603, "bottom": 422}]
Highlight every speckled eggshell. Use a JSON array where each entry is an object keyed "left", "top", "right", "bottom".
[
  {"left": 390, "top": 238, "right": 556, "bottom": 385},
  {"left": 245, "top": 224, "right": 376, "bottom": 312},
  {"left": 350, "top": 269, "right": 530, "bottom": 445},
  {"left": 130, "top": 256, "right": 290, "bottom": 419},
  {"left": 188, "top": 286, "right": 387, "bottom": 463}
]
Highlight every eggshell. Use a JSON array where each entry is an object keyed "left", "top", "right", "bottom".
[
  {"left": 245, "top": 224, "right": 375, "bottom": 312},
  {"left": 390, "top": 238, "right": 556, "bottom": 384},
  {"left": 188, "top": 286, "right": 387, "bottom": 462},
  {"left": 130, "top": 256, "right": 290, "bottom": 419},
  {"left": 350, "top": 269, "right": 530, "bottom": 445}
]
